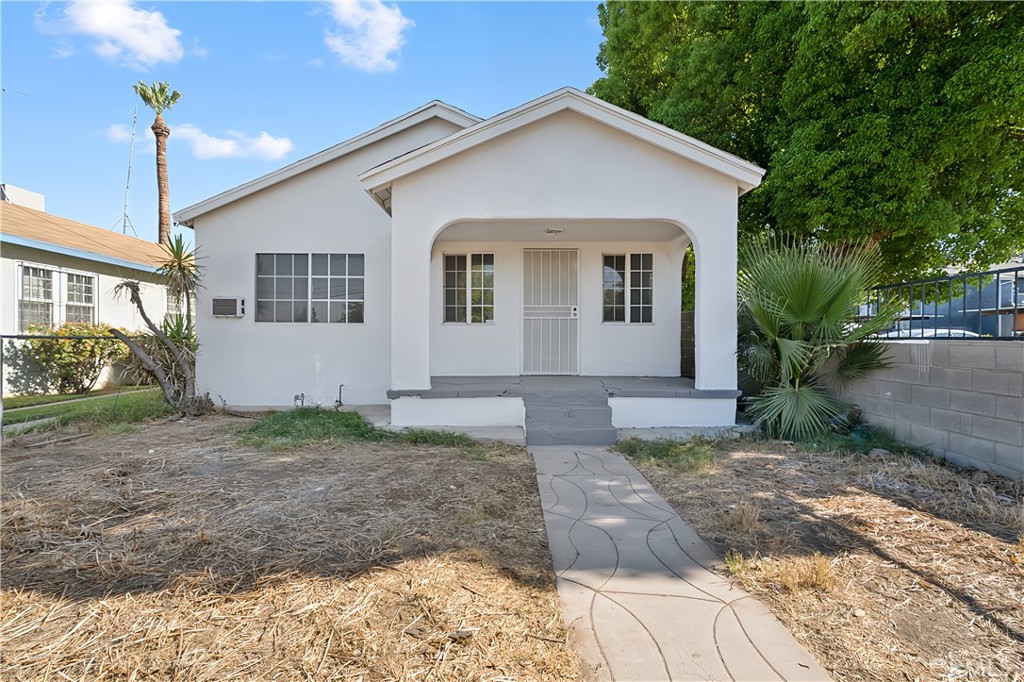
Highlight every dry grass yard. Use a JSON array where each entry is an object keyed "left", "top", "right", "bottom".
[
  {"left": 629, "top": 439, "right": 1024, "bottom": 682},
  {"left": 1, "top": 415, "right": 580, "bottom": 681}
]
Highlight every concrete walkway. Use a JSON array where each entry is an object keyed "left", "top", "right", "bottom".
[{"left": 531, "top": 445, "right": 832, "bottom": 682}]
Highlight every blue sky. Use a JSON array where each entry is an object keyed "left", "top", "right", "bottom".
[{"left": 2, "top": 1, "right": 605, "bottom": 243}]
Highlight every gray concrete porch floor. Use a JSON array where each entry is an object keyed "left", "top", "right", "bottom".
[
  {"left": 532, "top": 445, "right": 831, "bottom": 682},
  {"left": 389, "top": 375, "right": 740, "bottom": 400}
]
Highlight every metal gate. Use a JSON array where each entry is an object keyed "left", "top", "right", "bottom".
[{"left": 523, "top": 249, "right": 579, "bottom": 375}]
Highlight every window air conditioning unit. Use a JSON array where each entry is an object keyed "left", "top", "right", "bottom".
[{"left": 211, "top": 297, "right": 245, "bottom": 318}]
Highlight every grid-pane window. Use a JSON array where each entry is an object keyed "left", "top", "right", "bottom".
[
  {"left": 470, "top": 254, "right": 494, "bottom": 323},
  {"left": 66, "top": 273, "right": 95, "bottom": 324},
  {"left": 255, "top": 253, "right": 364, "bottom": 324},
  {"left": 256, "top": 254, "right": 308, "bottom": 323},
  {"left": 602, "top": 253, "right": 653, "bottom": 324},
  {"left": 445, "top": 254, "right": 494, "bottom": 323},
  {"left": 602, "top": 255, "right": 626, "bottom": 322},
  {"left": 20, "top": 266, "right": 53, "bottom": 331},
  {"left": 444, "top": 256, "right": 467, "bottom": 323},
  {"left": 630, "top": 253, "right": 654, "bottom": 323},
  {"left": 311, "top": 253, "right": 365, "bottom": 324}
]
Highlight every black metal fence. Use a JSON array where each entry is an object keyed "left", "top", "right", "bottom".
[{"left": 866, "top": 263, "right": 1024, "bottom": 340}]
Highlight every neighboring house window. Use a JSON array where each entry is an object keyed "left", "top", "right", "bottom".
[
  {"left": 255, "top": 253, "right": 364, "bottom": 324},
  {"left": 603, "top": 253, "right": 653, "bottom": 323},
  {"left": 444, "top": 253, "right": 494, "bottom": 323},
  {"left": 65, "top": 273, "right": 95, "bottom": 324},
  {"left": 20, "top": 266, "right": 54, "bottom": 331}
]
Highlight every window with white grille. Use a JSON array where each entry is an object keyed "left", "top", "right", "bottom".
[
  {"left": 65, "top": 273, "right": 95, "bottom": 324},
  {"left": 255, "top": 253, "right": 364, "bottom": 324},
  {"left": 603, "top": 253, "right": 653, "bottom": 324},
  {"left": 444, "top": 253, "right": 494, "bottom": 323},
  {"left": 19, "top": 266, "right": 54, "bottom": 331}
]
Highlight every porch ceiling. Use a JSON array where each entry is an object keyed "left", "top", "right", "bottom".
[{"left": 434, "top": 219, "right": 683, "bottom": 243}]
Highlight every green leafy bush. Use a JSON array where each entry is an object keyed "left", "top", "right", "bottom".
[{"left": 23, "top": 323, "right": 129, "bottom": 394}]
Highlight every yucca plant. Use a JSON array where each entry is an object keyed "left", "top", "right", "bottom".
[{"left": 738, "top": 237, "right": 898, "bottom": 439}]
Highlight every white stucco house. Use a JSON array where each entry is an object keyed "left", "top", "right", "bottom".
[{"left": 174, "top": 88, "right": 764, "bottom": 431}]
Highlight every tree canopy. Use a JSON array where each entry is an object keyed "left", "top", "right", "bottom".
[{"left": 591, "top": 1, "right": 1024, "bottom": 279}]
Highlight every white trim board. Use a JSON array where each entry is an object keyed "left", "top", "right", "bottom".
[{"left": 360, "top": 87, "right": 765, "bottom": 202}]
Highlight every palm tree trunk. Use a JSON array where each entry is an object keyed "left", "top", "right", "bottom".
[{"left": 152, "top": 113, "right": 171, "bottom": 246}]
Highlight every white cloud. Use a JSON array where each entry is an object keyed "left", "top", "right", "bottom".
[
  {"left": 323, "top": 0, "right": 413, "bottom": 72},
  {"left": 106, "top": 123, "right": 133, "bottom": 142},
  {"left": 36, "top": 0, "right": 184, "bottom": 68},
  {"left": 107, "top": 122, "right": 293, "bottom": 161},
  {"left": 174, "top": 125, "right": 294, "bottom": 161}
]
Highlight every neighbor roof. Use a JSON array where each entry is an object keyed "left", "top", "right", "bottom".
[
  {"left": 0, "top": 202, "right": 165, "bottom": 272},
  {"left": 360, "top": 87, "right": 766, "bottom": 211},
  {"left": 174, "top": 100, "right": 482, "bottom": 226}
]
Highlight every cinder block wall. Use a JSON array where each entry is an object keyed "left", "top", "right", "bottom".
[{"left": 835, "top": 341, "right": 1023, "bottom": 480}]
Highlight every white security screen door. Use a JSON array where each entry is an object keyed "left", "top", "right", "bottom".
[{"left": 523, "top": 249, "right": 579, "bottom": 374}]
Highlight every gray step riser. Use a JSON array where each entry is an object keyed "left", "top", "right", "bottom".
[{"left": 526, "top": 429, "right": 618, "bottom": 446}]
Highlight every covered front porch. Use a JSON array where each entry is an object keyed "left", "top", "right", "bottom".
[
  {"left": 358, "top": 88, "right": 764, "bottom": 432},
  {"left": 387, "top": 375, "right": 741, "bottom": 444}
]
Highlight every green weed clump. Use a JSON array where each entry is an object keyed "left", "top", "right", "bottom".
[
  {"left": 615, "top": 437, "right": 717, "bottom": 471},
  {"left": 238, "top": 407, "right": 481, "bottom": 453}
]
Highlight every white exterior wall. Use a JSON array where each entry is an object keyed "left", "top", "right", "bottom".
[
  {"left": 430, "top": 237, "right": 686, "bottom": 376},
  {"left": 1, "top": 244, "right": 167, "bottom": 396},
  {"left": 391, "top": 110, "right": 740, "bottom": 391},
  {"left": 1, "top": 245, "right": 166, "bottom": 334},
  {"left": 192, "top": 118, "right": 463, "bottom": 407}
]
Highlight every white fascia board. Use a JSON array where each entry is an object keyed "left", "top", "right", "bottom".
[
  {"left": 173, "top": 102, "right": 481, "bottom": 226},
  {"left": 359, "top": 87, "right": 765, "bottom": 196}
]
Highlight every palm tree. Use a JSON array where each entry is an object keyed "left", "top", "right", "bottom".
[
  {"left": 738, "top": 237, "right": 898, "bottom": 439},
  {"left": 133, "top": 81, "right": 181, "bottom": 246}
]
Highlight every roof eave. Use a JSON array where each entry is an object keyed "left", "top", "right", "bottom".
[
  {"left": 0, "top": 233, "right": 161, "bottom": 272},
  {"left": 173, "top": 101, "right": 481, "bottom": 226},
  {"left": 359, "top": 87, "right": 765, "bottom": 193}
]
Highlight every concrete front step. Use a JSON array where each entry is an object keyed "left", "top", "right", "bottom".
[
  {"left": 526, "top": 425, "right": 619, "bottom": 446},
  {"left": 524, "top": 396, "right": 617, "bottom": 446}
]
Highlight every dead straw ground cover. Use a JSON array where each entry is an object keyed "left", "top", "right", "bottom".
[
  {"left": 1, "top": 415, "right": 580, "bottom": 681},
  {"left": 630, "top": 439, "right": 1024, "bottom": 682}
]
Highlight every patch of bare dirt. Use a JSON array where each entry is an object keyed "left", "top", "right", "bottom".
[
  {"left": 631, "top": 442, "right": 1024, "bottom": 682},
  {"left": 1, "top": 415, "right": 580, "bottom": 680}
]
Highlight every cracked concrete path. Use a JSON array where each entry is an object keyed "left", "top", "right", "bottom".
[{"left": 531, "top": 446, "right": 832, "bottom": 682}]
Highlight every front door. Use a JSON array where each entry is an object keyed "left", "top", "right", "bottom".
[{"left": 523, "top": 249, "right": 579, "bottom": 374}]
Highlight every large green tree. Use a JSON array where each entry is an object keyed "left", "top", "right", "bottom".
[{"left": 592, "top": 1, "right": 1024, "bottom": 279}]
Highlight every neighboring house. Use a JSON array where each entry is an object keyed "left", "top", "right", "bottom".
[
  {"left": 1, "top": 188, "right": 172, "bottom": 394},
  {"left": 174, "top": 87, "right": 764, "bottom": 429}
]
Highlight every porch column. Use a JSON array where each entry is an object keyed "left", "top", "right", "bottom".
[
  {"left": 390, "top": 206, "right": 432, "bottom": 391},
  {"left": 693, "top": 214, "right": 738, "bottom": 391}
]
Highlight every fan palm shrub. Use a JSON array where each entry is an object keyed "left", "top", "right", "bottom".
[{"left": 738, "top": 237, "right": 897, "bottom": 439}]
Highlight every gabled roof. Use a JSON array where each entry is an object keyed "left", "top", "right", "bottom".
[
  {"left": 360, "top": 87, "right": 765, "bottom": 209},
  {"left": 173, "top": 101, "right": 481, "bottom": 226},
  {"left": 1, "top": 202, "right": 165, "bottom": 272}
]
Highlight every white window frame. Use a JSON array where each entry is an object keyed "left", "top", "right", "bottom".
[
  {"left": 65, "top": 271, "right": 96, "bottom": 324},
  {"left": 602, "top": 253, "right": 655, "bottom": 325},
  {"left": 254, "top": 253, "right": 365, "bottom": 324},
  {"left": 16, "top": 261, "right": 98, "bottom": 331},
  {"left": 443, "top": 252, "right": 495, "bottom": 324}
]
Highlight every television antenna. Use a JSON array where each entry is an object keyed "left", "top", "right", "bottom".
[{"left": 121, "top": 105, "right": 139, "bottom": 237}]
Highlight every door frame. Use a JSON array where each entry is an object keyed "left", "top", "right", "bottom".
[{"left": 521, "top": 247, "right": 581, "bottom": 375}]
